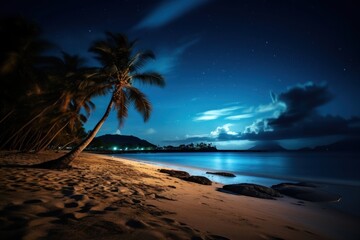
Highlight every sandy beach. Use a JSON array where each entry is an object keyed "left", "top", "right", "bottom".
[{"left": 0, "top": 151, "right": 359, "bottom": 240}]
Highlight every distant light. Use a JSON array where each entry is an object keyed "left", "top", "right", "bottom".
[
  {"left": 113, "top": 146, "right": 117, "bottom": 151},
  {"left": 141, "top": 148, "right": 144, "bottom": 151}
]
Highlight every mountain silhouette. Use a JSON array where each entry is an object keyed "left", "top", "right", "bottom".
[
  {"left": 89, "top": 134, "right": 156, "bottom": 150},
  {"left": 301, "top": 138, "right": 360, "bottom": 152},
  {"left": 248, "top": 141, "right": 286, "bottom": 151}
]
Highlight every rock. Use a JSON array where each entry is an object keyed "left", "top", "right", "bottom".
[
  {"left": 206, "top": 172, "right": 236, "bottom": 177},
  {"left": 271, "top": 182, "right": 341, "bottom": 202},
  {"left": 159, "top": 169, "right": 190, "bottom": 179},
  {"left": 222, "top": 183, "right": 281, "bottom": 199},
  {"left": 185, "top": 176, "right": 212, "bottom": 185},
  {"left": 126, "top": 219, "right": 148, "bottom": 229},
  {"left": 159, "top": 169, "right": 212, "bottom": 185}
]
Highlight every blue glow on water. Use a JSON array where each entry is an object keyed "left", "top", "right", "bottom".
[{"left": 114, "top": 152, "right": 360, "bottom": 186}]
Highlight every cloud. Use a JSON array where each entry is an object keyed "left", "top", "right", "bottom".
[
  {"left": 145, "top": 128, "right": 156, "bottom": 135},
  {"left": 255, "top": 102, "right": 286, "bottom": 114},
  {"left": 167, "top": 124, "right": 241, "bottom": 144},
  {"left": 242, "top": 82, "right": 360, "bottom": 140},
  {"left": 269, "top": 82, "right": 333, "bottom": 127},
  {"left": 243, "top": 115, "right": 360, "bottom": 140},
  {"left": 211, "top": 124, "right": 238, "bottom": 136},
  {"left": 146, "top": 38, "right": 200, "bottom": 74},
  {"left": 134, "top": 0, "right": 209, "bottom": 30},
  {"left": 194, "top": 106, "right": 242, "bottom": 121},
  {"left": 243, "top": 119, "right": 274, "bottom": 134},
  {"left": 226, "top": 113, "right": 254, "bottom": 120}
]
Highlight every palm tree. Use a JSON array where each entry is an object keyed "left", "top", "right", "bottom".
[
  {"left": 0, "top": 51, "right": 95, "bottom": 152},
  {"left": 37, "top": 32, "right": 165, "bottom": 169}
]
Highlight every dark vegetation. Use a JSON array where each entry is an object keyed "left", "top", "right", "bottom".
[
  {"left": 0, "top": 17, "right": 165, "bottom": 168},
  {"left": 88, "top": 134, "right": 156, "bottom": 150}
]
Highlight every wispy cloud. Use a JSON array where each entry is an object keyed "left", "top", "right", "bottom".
[
  {"left": 134, "top": 0, "right": 209, "bottom": 30},
  {"left": 145, "top": 128, "right": 156, "bottom": 135},
  {"left": 226, "top": 113, "right": 254, "bottom": 120},
  {"left": 194, "top": 106, "right": 242, "bottom": 121},
  {"left": 185, "top": 133, "right": 209, "bottom": 138},
  {"left": 255, "top": 103, "right": 276, "bottom": 113},
  {"left": 145, "top": 38, "right": 200, "bottom": 74}
]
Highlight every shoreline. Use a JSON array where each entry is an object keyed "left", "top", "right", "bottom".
[
  {"left": 1, "top": 151, "right": 359, "bottom": 239},
  {"left": 116, "top": 154, "right": 360, "bottom": 187}
]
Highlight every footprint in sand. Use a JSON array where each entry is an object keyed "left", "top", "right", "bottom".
[
  {"left": 61, "top": 186, "right": 74, "bottom": 196},
  {"left": 37, "top": 209, "right": 63, "bottom": 217},
  {"left": 23, "top": 199, "right": 43, "bottom": 204},
  {"left": 69, "top": 194, "right": 87, "bottom": 201},
  {"left": 259, "top": 234, "right": 284, "bottom": 240},
  {"left": 64, "top": 202, "right": 79, "bottom": 208},
  {"left": 126, "top": 219, "right": 148, "bottom": 229},
  {"left": 104, "top": 206, "right": 118, "bottom": 211}
]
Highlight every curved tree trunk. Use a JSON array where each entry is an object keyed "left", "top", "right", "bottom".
[{"left": 34, "top": 97, "right": 114, "bottom": 169}]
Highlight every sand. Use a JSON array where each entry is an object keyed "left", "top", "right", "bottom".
[{"left": 0, "top": 151, "right": 359, "bottom": 240}]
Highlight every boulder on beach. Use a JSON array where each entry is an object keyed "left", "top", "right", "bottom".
[
  {"left": 222, "top": 183, "right": 282, "bottom": 199},
  {"left": 159, "top": 169, "right": 190, "bottom": 179},
  {"left": 185, "top": 176, "right": 212, "bottom": 185},
  {"left": 206, "top": 172, "right": 236, "bottom": 177},
  {"left": 159, "top": 169, "right": 212, "bottom": 185},
  {"left": 271, "top": 182, "right": 341, "bottom": 202}
]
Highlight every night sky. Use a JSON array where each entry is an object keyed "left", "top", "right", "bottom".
[{"left": 2, "top": 0, "right": 360, "bottom": 149}]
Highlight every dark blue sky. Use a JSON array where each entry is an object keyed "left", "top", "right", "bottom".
[{"left": 3, "top": 0, "right": 360, "bottom": 149}]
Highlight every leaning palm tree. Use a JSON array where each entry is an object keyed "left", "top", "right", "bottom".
[{"left": 37, "top": 32, "right": 165, "bottom": 169}]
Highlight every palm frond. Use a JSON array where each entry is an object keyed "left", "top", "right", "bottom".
[
  {"left": 132, "top": 72, "right": 165, "bottom": 87},
  {"left": 114, "top": 89, "right": 129, "bottom": 126},
  {"left": 129, "top": 50, "right": 155, "bottom": 72},
  {"left": 126, "top": 86, "right": 152, "bottom": 122}
]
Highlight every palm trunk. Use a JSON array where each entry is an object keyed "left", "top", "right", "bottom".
[{"left": 34, "top": 97, "right": 114, "bottom": 169}]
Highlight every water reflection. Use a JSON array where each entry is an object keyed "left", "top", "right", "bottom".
[{"left": 116, "top": 152, "right": 360, "bottom": 186}]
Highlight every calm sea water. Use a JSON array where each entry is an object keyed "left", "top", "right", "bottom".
[
  {"left": 114, "top": 151, "right": 360, "bottom": 216},
  {"left": 116, "top": 152, "right": 360, "bottom": 186}
]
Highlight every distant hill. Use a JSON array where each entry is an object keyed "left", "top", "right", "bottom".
[
  {"left": 88, "top": 134, "right": 156, "bottom": 150},
  {"left": 301, "top": 138, "right": 360, "bottom": 152},
  {"left": 248, "top": 142, "right": 286, "bottom": 151}
]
